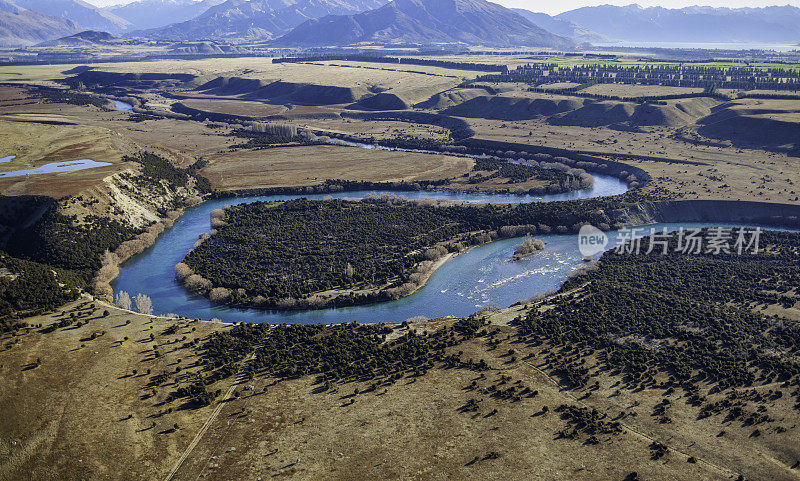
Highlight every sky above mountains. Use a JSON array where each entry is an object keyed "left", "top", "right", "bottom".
[
  {"left": 503, "top": 1, "right": 800, "bottom": 15},
  {"left": 85, "top": 0, "right": 800, "bottom": 16}
]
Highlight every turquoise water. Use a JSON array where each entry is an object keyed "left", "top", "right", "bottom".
[
  {"left": 112, "top": 176, "right": 631, "bottom": 323},
  {"left": 113, "top": 201, "right": 775, "bottom": 323}
]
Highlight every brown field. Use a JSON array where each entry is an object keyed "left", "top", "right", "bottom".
[
  {"left": 465, "top": 116, "right": 800, "bottom": 203},
  {"left": 0, "top": 88, "right": 133, "bottom": 197},
  {"left": 0, "top": 298, "right": 231, "bottom": 481},
  {"left": 538, "top": 81, "right": 583, "bottom": 90},
  {"left": 200, "top": 145, "right": 473, "bottom": 190},
  {"left": 179, "top": 98, "right": 290, "bottom": 117},
  {"left": 581, "top": 84, "right": 705, "bottom": 97},
  {"left": 303, "top": 117, "right": 453, "bottom": 142},
  {"left": 3, "top": 79, "right": 799, "bottom": 204},
  {"left": 313, "top": 59, "right": 484, "bottom": 79},
  {"left": 2, "top": 301, "right": 798, "bottom": 480}
]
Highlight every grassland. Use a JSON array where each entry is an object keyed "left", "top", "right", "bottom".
[
  {"left": 581, "top": 84, "right": 706, "bottom": 97},
  {"left": 463, "top": 113, "right": 800, "bottom": 203},
  {"left": 2, "top": 289, "right": 798, "bottom": 480},
  {"left": 297, "top": 118, "right": 453, "bottom": 142},
  {"left": 200, "top": 144, "right": 473, "bottom": 191},
  {"left": 0, "top": 298, "right": 231, "bottom": 481},
  {"left": 2, "top": 54, "right": 800, "bottom": 481}
]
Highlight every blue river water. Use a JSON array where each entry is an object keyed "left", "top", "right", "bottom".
[
  {"left": 108, "top": 99, "right": 794, "bottom": 324},
  {"left": 111, "top": 175, "right": 790, "bottom": 324},
  {"left": 112, "top": 175, "right": 634, "bottom": 323}
]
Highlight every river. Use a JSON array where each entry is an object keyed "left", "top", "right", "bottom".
[
  {"left": 106, "top": 102, "right": 760, "bottom": 324},
  {"left": 111, "top": 175, "right": 638, "bottom": 323}
]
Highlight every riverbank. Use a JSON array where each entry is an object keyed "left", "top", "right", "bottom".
[{"left": 114, "top": 191, "right": 800, "bottom": 324}]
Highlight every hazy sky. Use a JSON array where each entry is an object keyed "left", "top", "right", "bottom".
[
  {"left": 88, "top": 0, "right": 800, "bottom": 16},
  {"left": 497, "top": 1, "right": 800, "bottom": 15}
]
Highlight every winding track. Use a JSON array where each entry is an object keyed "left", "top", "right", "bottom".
[{"left": 163, "top": 334, "right": 269, "bottom": 481}]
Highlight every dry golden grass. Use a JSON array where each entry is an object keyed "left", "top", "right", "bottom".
[
  {"left": 0, "top": 118, "right": 121, "bottom": 172},
  {"left": 303, "top": 117, "right": 453, "bottom": 141},
  {"left": 0, "top": 88, "right": 132, "bottom": 197},
  {"left": 179, "top": 98, "right": 289, "bottom": 117},
  {"left": 0, "top": 298, "right": 233, "bottom": 481},
  {"left": 4, "top": 309, "right": 797, "bottom": 480},
  {"left": 0, "top": 64, "right": 86, "bottom": 86},
  {"left": 581, "top": 84, "right": 705, "bottom": 97},
  {"left": 101, "top": 58, "right": 463, "bottom": 102},
  {"left": 200, "top": 145, "right": 474, "bottom": 190},
  {"left": 466, "top": 117, "right": 800, "bottom": 204}
]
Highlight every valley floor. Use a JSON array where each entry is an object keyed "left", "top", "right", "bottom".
[{"left": 2, "top": 54, "right": 800, "bottom": 480}]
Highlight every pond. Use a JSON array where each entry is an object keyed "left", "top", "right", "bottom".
[
  {"left": 0, "top": 158, "right": 112, "bottom": 178},
  {"left": 112, "top": 100, "right": 134, "bottom": 112}
]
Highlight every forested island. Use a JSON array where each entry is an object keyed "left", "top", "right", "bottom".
[{"left": 179, "top": 196, "right": 628, "bottom": 310}]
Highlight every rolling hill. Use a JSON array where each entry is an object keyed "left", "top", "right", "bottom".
[
  {"left": 271, "top": 0, "right": 575, "bottom": 48},
  {"left": 0, "top": 0, "right": 78, "bottom": 47},
  {"left": 134, "top": 0, "right": 385, "bottom": 41}
]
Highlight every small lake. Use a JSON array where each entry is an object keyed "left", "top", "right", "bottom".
[
  {"left": 113, "top": 100, "right": 134, "bottom": 112},
  {"left": 0, "top": 158, "right": 112, "bottom": 178},
  {"left": 594, "top": 41, "right": 800, "bottom": 52}
]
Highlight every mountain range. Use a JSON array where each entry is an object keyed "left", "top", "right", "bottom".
[
  {"left": 133, "top": 0, "right": 386, "bottom": 41},
  {"left": 14, "top": 0, "right": 131, "bottom": 33},
  {"left": 3, "top": 1, "right": 800, "bottom": 50},
  {"left": 557, "top": 4, "right": 800, "bottom": 44},
  {"left": 0, "top": 0, "right": 78, "bottom": 47},
  {"left": 108, "top": 0, "right": 224, "bottom": 31},
  {"left": 511, "top": 8, "right": 605, "bottom": 44},
  {"left": 272, "top": 0, "right": 574, "bottom": 48}
]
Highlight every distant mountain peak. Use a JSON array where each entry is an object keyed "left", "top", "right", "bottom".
[
  {"left": 108, "top": 0, "right": 225, "bottom": 31},
  {"left": 14, "top": 0, "right": 131, "bottom": 32},
  {"left": 557, "top": 4, "right": 800, "bottom": 44},
  {"left": 0, "top": 0, "right": 79, "bottom": 47},
  {"left": 132, "top": 0, "right": 386, "bottom": 41},
  {"left": 272, "top": 0, "right": 575, "bottom": 48}
]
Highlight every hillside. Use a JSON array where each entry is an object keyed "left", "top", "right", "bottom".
[
  {"left": 14, "top": 0, "right": 130, "bottom": 33},
  {"left": 34, "top": 29, "right": 155, "bottom": 47},
  {"left": 510, "top": 8, "right": 605, "bottom": 44},
  {"left": 272, "top": 0, "right": 575, "bottom": 48},
  {"left": 557, "top": 4, "right": 800, "bottom": 44},
  {"left": 108, "top": 0, "right": 224, "bottom": 31},
  {"left": 0, "top": 0, "right": 78, "bottom": 47},
  {"left": 134, "top": 0, "right": 385, "bottom": 42}
]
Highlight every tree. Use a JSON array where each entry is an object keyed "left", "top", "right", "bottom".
[
  {"left": 134, "top": 293, "right": 153, "bottom": 315},
  {"left": 115, "top": 291, "right": 132, "bottom": 310}
]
